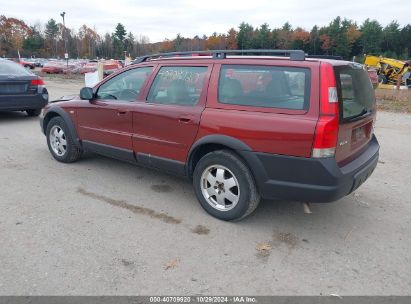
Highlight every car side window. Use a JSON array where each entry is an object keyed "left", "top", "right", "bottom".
[
  {"left": 96, "top": 66, "right": 153, "bottom": 102},
  {"left": 147, "top": 66, "right": 208, "bottom": 106},
  {"left": 218, "top": 65, "right": 310, "bottom": 110}
]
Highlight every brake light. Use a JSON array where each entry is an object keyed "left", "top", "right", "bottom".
[
  {"left": 30, "top": 78, "right": 45, "bottom": 86},
  {"left": 312, "top": 63, "right": 339, "bottom": 158}
]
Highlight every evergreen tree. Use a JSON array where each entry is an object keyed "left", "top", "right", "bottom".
[
  {"left": 400, "top": 25, "right": 411, "bottom": 58},
  {"left": 309, "top": 25, "right": 320, "bottom": 55},
  {"left": 382, "top": 21, "right": 401, "bottom": 56},
  {"left": 45, "top": 19, "right": 59, "bottom": 56},
  {"left": 125, "top": 32, "right": 135, "bottom": 56},
  {"left": 114, "top": 23, "right": 126, "bottom": 42},
  {"left": 112, "top": 23, "right": 127, "bottom": 58},
  {"left": 237, "top": 22, "right": 254, "bottom": 49},
  {"left": 360, "top": 19, "right": 383, "bottom": 54},
  {"left": 255, "top": 23, "right": 271, "bottom": 49},
  {"left": 45, "top": 19, "right": 58, "bottom": 40},
  {"left": 174, "top": 33, "right": 184, "bottom": 51},
  {"left": 22, "top": 25, "right": 44, "bottom": 56}
]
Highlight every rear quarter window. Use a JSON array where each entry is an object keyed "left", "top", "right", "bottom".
[{"left": 218, "top": 65, "right": 310, "bottom": 110}]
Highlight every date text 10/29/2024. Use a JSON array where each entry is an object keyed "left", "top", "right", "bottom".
[{"left": 149, "top": 296, "right": 257, "bottom": 303}]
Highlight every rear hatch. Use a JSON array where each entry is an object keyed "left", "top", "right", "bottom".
[
  {"left": 334, "top": 63, "right": 376, "bottom": 165},
  {"left": 0, "top": 78, "right": 31, "bottom": 95}
]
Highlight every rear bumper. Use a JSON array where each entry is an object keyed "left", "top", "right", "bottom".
[
  {"left": 240, "top": 135, "right": 379, "bottom": 202},
  {"left": 0, "top": 94, "right": 48, "bottom": 111}
]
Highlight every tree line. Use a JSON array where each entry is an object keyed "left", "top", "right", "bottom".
[{"left": 1, "top": 15, "right": 410, "bottom": 61}]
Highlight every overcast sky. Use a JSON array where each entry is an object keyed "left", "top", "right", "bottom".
[{"left": 3, "top": 0, "right": 411, "bottom": 42}]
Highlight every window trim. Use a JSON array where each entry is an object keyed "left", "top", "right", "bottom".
[{"left": 216, "top": 64, "right": 311, "bottom": 112}]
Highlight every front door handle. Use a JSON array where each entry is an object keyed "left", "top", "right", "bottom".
[
  {"left": 178, "top": 117, "right": 192, "bottom": 123},
  {"left": 117, "top": 111, "right": 127, "bottom": 116}
]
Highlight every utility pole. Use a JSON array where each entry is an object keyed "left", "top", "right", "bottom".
[{"left": 60, "top": 12, "right": 68, "bottom": 66}]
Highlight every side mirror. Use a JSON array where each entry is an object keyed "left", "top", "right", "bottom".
[{"left": 80, "top": 87, "right": 94, "bottom": 100}]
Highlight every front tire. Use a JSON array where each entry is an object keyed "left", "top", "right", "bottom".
[
  {"left": 46, "top": 116, "right": 82, "bottom": 163},
  {"left": 193, "top": 150, "right": 260, "bottom": 221}
]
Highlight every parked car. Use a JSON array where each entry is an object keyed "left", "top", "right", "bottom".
[
  {"left": 28, "top": 58, "right": 47, "bottom": 67},
  {"left": 23, "top": 58, "right": 38, "bottom": 67},
  {"left": 80, "top": 60, "right": 122, "bottom": 75},
  {"left": 41, "top": 62, "right": 64, "bottom": 74},
  {"left": 103, "top": 60, "right": 123, "bottom": 75},
  {"left": 37, "top": 59, "right": 49, "bottom": 67},
  {"left": 62, "top": 63, "right": 82, "bottom": 74},
  {"left": 79, "top": 62, "right": 97, "bottom": 74},
  {"left": 0, "top": 58, "right": 48, "bottom": 116},
  {"left": 40, "top": 50, "right": 379, "bottom": 221},
  {"left": 8, "top": 58, "right": 35, "bottom": 69}
]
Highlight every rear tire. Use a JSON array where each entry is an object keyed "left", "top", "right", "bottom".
[
  {"left": 26, "top": 109, "right": 41, "bottom": 117},
  {"left": 46, "top": 116, "right": 82, "bottom": 163},
  {"left": 193, "top": 150, "right": 260, "bottom": 221}
]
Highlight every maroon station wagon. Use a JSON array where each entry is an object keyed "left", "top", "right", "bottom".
[{"left": 40, "top": 50, "right": 379, "bottom": 221}]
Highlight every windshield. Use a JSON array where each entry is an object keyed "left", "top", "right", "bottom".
[
  {"left": 335, "top": 65, "right": 376, "bottom": 120},
  {"left": 0, "top": 60, "right": 33, "bottom": 76}
]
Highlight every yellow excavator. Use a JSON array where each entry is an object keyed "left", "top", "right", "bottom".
[{"left": 364, "top": 55, "right": 410, "bottom": 86}]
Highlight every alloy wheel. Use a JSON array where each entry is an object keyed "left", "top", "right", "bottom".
[
  {"left": 200, "top": 165, "right": 240, "bottom": 211},
  {"left": 49, "top": 125, "right": 67, "bottom": 156}
]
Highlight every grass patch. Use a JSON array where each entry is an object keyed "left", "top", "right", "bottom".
[{"left": 375, "top": 88, "right": 411, "bottom": 113}]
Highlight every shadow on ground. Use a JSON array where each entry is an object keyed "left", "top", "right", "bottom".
[{"left": 0, "top": 111, "right": 38, "bottom": 122}]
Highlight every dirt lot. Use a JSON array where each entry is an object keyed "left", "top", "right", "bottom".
[
  {"left": 40, "top": 73, "right": 85, "bottom": 100},
  {"left": 0, "top": 77, "right": 410, "bottom": 295},
  {"left": 375, "top": 88, "right": 411, "bottom": 113}
]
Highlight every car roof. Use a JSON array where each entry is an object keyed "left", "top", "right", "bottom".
[
  {"left": 131, "top": 56, "right": 353, "bottom": 68},
  {"left": 131, "top": 50, "right": 352, "bottom": 67}
]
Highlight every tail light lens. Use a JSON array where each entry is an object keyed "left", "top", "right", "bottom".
[
  {"left": 312, "top": 63, "right": 339, "bottom": 158},
  {"left": 29, "top": 77, "right": 46, "bottom": 94},
  {"left": 312, "top": 115, "right": 339, "bottom": 157},
  {"left": 30, "top": 78, "right": 45, "bottom": 86}
]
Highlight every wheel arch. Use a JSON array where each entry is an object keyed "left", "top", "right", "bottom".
[
  {"left": 187, "top": 135, "right": 252, "bottom": 178},
  {"left": 43, "top": 107, "right": 81, "bottom": 147}
]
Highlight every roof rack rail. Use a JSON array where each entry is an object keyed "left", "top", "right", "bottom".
[
  {"left": 132, "top": 49, "right": 305, "bottom": 64},
  {"left": 307, "top": 55, "right": 343, "bottom": 60}
]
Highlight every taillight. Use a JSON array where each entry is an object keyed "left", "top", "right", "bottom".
[
  {"left": 30, "top": 78, "right": 45, "bottom": 86},
  {"left": 312, "top": 63, "right": 339, "bottom": 158},
  {"left": 312, "top": 115, "right": 339, "bottom": 157},
  {"left": 29, "top": 77, "right": 46, "bottom": 95}
]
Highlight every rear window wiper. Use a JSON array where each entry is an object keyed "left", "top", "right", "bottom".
[{"left": 344, "top": 108, "right": 372, "bottom": 122}]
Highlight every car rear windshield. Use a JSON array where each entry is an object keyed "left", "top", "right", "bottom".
[
  {"left": 218, "top": 65, "right": 310, "bottom": 110},
  {"left": 334, "top": 64, "right": 376, "bottom": 121},
  {"left": 0, "top": 60, "right": 32, "bottom": 76}
]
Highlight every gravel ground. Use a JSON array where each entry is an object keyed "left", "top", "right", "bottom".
[
  {"left": 42, "top": 76, "right": 84, "bottom": 100},
  {"left": 0, "top": 78, "right": 410, "bottom": 295}
]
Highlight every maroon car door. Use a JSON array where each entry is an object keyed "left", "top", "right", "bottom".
[
  {"left": 77, "top": 67, "right": 154, "bottom": 152},
  {"left": 131, "top": 64, "right": 212, "bottom": 168},
  {"left": 77, "top": 100, "right": 133, "bottom": 150}
]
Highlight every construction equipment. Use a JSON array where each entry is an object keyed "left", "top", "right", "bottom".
[{"left": 364, "top": 55, "right": 410, "bottom": 87}]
